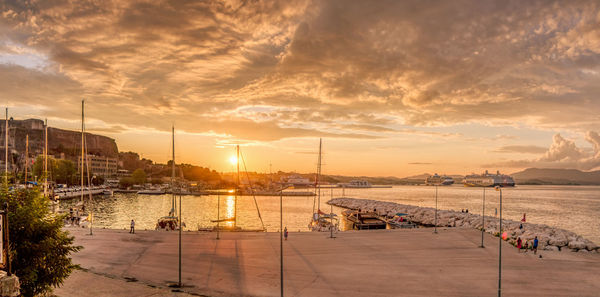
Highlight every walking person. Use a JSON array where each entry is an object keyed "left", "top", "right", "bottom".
[
  {"left": 533, "top": 236, "right": 539, "bottom": 255},
  {"left": 517, "top": 237, "right": 522, "bottom": 253},
  {"left": 130, "top": 219, "right": 135, "bottom": 234},
  {"left": 284, "top": 227, "right": 288, "bottom": 241},
  {"left": 495, "top": 208, "right": 498, "bottom": 217}
]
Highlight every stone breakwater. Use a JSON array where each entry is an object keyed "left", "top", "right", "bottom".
[{"left": 328, "top": 198, "right": 599, "bottom": 253}]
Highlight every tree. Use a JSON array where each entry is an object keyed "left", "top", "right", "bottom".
[
  {"left": 0, "top": 187, "right": 81, "bottom": 296},
  {"left": 131, "top": 168, "right": 147, "bottom": 184},
  {"left": 119, "top": 177, "right": 134, "bottom": 188}
]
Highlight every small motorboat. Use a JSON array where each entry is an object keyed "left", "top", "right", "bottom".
[
  {"left": 387, "top": 213, "right": 417, "bottom": 229},
  {"left": 342, "top": 209, "right": 387, "bottom": 230}
]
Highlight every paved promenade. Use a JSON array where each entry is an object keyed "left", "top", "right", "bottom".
[{"left": 55, "top": 227, "right": 600, "bottom": 297}]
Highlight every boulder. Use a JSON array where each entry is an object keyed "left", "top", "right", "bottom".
[{"left": 568, "top": 241, "right": 587, "bottom": 250}]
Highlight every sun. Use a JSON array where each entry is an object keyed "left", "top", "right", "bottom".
[{"left": 229, "top": 156, "right": 238, "bottom": 165}]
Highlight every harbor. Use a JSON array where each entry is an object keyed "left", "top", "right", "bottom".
[
  {"left": 55, "top": 227, "right": 600, "bottom": 297},
  {"left": 58, "top": 185, "right": 600, "bottom": 244}
]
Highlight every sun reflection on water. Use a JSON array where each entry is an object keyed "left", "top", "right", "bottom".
[{"left": 225, "top": 195, "right": 235, "bottom": 227}]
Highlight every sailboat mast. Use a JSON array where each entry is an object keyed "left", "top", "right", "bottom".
[
  {"left": 25, "top": 134, "right": 29, "bottom": 185},
  {"left": 234, "top": 145, "right": 239, "bottom": 229},
  {"left": 4, "top": 108, "right": 7, "bottom": 184},
  {"left": 171, "top": 125, "right": 175, "bottom": 214},
  {"left": 81, "top": 100, "right": 84, "bottom": 203},
  {"left": 317, "top": 138, "right": 322, "bottom": 211},
  {"left": 44, "top": 118, "right": 48, "bottom": 197}
]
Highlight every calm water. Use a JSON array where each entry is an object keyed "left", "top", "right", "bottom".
[{"left": 61, "top": 185, "right": 600, "bottom": 244}]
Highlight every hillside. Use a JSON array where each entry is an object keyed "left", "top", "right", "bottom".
[{"left": 511, "top": 168, "right": 600, "bottom": 185}]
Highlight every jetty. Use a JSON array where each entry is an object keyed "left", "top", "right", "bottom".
[
  {"left": 56, "top": 227, "right": 600, "bottom": 297},
  {"left": 328, "top": 198, "right": 599, "bottom": 253}
]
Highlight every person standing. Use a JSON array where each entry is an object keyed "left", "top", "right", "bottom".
[
  {"left": 524, "top": 241, "right": 529, "bottom": 253},
  {"left": 130, "top": 219, "right": 135, "bottom": 234},
  {"left": 284, "top": 227, "right": 288, "bottom": 241},
  {"left": 517, "top": 237, "right": 522, "bottom": 253},
  {"left": 494, "top": 208, "right": 498, "bottom": 217},
  {"left": 533, "top": 236, "right": 539, "bottom": 255}
]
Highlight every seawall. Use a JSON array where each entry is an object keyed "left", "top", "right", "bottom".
[{"left": 328, "top": 197, "right": 599, "bottom": 253}]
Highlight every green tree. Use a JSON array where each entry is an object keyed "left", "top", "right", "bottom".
[
  {"left": 1, "top": 187, "right": 81, "bottom": 296},
  {"left": 119, "top": 177, "right": 134, "bottom": 188},
  {"left": 131, "top": 168, "right": 147, "bottom": 184},
  {"left": 54, "top": 159, "right": 77, "bottom": 185}
]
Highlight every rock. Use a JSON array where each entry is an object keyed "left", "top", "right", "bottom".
[
  {"left": 568, "top": 241, "right": 587, "bottom": 250},
  {"left": 327, "top": 197, "right": 597, "bottom": 253},
  {"left": 579, "top": 249, "right": 589, "bottom": 253},
  {"left": 0, "top": 271, "right": 20, "bottom": 297}
]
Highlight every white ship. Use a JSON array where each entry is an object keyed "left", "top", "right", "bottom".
[
  {"left": 425, "top": 174, "right": 454, "bottom": 186},
  {"left": 463, "top": 170, "right": 515, "bottom": 187},
  {"left": 283, "top": 174, "right": 312, "bottom": 188}
]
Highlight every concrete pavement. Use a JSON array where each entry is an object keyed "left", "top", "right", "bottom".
[{"left": 55, "top": 227, "right": 600, "bottom": 296}]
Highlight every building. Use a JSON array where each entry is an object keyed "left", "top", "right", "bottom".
[{"left": 77, "top": 154, "right": 118, "bottom": 178}]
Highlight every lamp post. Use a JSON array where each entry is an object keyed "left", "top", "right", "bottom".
[
  {"left": 480, "top": 187, "right": 485, "bottom": 248},
  {"left": 280, "top": 185, "right": 285, "bottom": 297},
  {"left": 434, "top": 185, "right": 438, "bottom": 234},
  {"left": 216, "top": 192, "right": 220, "bottom": 240},
  {"left": 497, "top": 186, "right": 503, "bottom": 297},
  {"left": 178, "top": 193, "right": 182, "bottom": 288}
]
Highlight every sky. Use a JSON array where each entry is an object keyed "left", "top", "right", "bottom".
[{"left": 1, "top": 0, "right": 599, "bottom": 177}]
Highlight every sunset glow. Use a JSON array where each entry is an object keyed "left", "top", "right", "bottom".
[{"left": 2, "top": 1, "right": 600, "bottom": 177}]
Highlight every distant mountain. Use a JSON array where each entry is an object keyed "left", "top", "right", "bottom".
[{"left": 511, "top": 168, "right": 600, "bottom": 185}]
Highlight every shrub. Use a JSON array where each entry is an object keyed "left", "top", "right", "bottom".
[{"left": 1, "top": 187, "right": 81, "bottom": 296}]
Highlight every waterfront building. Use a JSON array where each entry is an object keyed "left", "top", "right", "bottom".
[{"left": 78, "top": 154, "right": 118, "bottom": 177}]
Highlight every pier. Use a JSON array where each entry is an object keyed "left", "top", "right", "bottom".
[{"left": 56, "top": 227, "right": 600, "bottom": 297}]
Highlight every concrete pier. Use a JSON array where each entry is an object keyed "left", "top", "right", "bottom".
[{"left": 55, "top": 227, "right": 600, "bottom": 297}]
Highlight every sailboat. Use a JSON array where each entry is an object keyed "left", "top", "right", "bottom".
[
  {"left": 76, "top": 100, "right": 93, "bottom": 231},
  {"left": 308, "top": 139, "right": 338, "bottom": 232},
  {"left": 156, "top": 126, "right": 181, "bottom": 231},
  {"left": 209, "top": 145, "right": 265, "bottom": 232}
]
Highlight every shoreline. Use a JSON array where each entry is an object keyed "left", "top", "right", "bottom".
[{"left": 327, "top": 197, "right": 599, "bottom": 252}]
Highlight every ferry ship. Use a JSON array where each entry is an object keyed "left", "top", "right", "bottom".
[
  {"left": 463, "top": 170, "right": 515, "bottom": 187},
  {"left": 425, "top": 174, "right": 454, "bottom": 186}
]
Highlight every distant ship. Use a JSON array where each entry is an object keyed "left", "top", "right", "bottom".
[
  {"left": 338, "top": 180, "right": 372, "bottom": 188},
  {"left": 282, "top": 174, "right": 312, "bottom": 188},
  {"left": 425, "top": 174, "right": 454, "bottom": 186},
  {"left": 463, "top": 170, "right": 515, "bottom": 187}
]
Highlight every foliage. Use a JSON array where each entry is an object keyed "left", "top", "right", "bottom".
[
  {"left": 180, "top": 164, "right": 221, "bottom": 183},
  {"left": 131, "top": 169, "right": 147, "bottom": 184},
  {"left": 32, "top": 157, "right": 78, "bottom": 185},
  {"left": 0, "top": 187, "right": 81, "bottom": 296},
  {"left": 119, "top": 177, "right": 134, "bottom": 188}
]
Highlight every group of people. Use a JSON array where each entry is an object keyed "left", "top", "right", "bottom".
[
  {"left": 461, "top": 209, "right": 469, "bottom": 213},
  {"left": 67, "top": 207, "right": 81, "bottom": 226},
  {"left": 516, "top": 236, "right": 539, "bottom": 254}
]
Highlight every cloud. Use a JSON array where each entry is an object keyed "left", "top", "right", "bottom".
[
  {"left": 485, "top": 131, "right": 600, "bottom": 170},
  {"left": 408, "top": 162, "right": 432, "bottom": 165},
  {"left": 1, "top": 0, "right": 600, "bottom": 142},
  {"left": 493, "top": 145, "right": 548, "bottom": 154}
]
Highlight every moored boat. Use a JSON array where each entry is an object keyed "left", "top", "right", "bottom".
[{"left": 342, "top": 209, "right": 387, "bottom": 230}]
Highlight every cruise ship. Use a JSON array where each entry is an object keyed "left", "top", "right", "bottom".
[
  {"left": 425, "top": 174, "right": 454, "bottom": 186},
  {"left": 463, "top": 170, "right": 515, "bottom": 187}
]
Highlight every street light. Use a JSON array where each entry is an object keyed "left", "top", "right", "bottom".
[
  {"left": 279, "top": 184, "right": 290, "bottom": 297},
  {"left": 216, "top": 192, "right": 220, "bottom": 240},
  {"left": 480, "top": 187, "right": 485, "bottom": 248},
  {"left": 434, "top": 185, "right": 438, "bottom": 234},
  {"left": 497, "top": 186, "right": 503, "bottom": 297}
]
